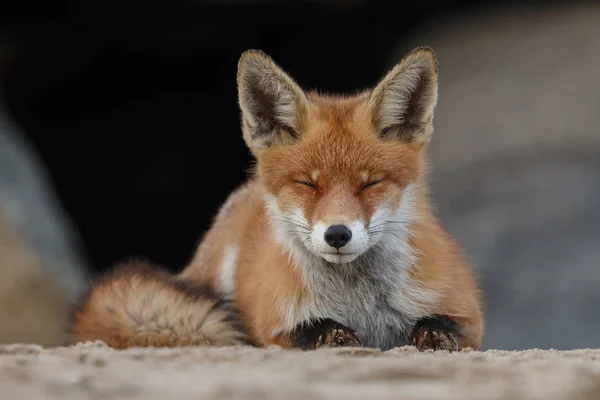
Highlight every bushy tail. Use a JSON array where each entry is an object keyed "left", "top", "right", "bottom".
[{"left": 69, "top": 260, "right": 250, "bottom": 349}]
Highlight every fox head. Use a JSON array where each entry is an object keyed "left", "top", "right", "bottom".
[{"left": 237, "top": 47, "right": 438, "bottom": 265}]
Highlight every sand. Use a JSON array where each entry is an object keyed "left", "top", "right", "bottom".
[{"left": 1, "top": 343, "right": 600, "bottom": 399}]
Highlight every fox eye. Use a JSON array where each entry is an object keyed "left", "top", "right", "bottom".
[
  {"left": 360, "top": 179, "right": 383, "bottom": 192},
  {"left": 295, "top": 180, "right": 318, "bottom": 190}
]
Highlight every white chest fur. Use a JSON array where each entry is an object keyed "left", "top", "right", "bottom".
[
  {"left": 294, "top": 241, "right": 435, "bottom": 350},
  {"left": 264, "top": 184, "right": 436, "bottom": 350}
]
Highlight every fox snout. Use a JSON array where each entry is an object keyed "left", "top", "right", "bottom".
[
  {"left": 309, "top": 219, "right": 370, "bottom": 264},
  {"left": 323, "top": 225, "right": 353, "bottom": 249}
]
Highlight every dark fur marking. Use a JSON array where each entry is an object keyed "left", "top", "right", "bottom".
[
  {"left": 247, "top": 76, "right": 278, "bottom": 139},
  {"left": 409, "top": 314, "right": 461, "bottom": 352},
  {"left": 289, "top": 318, "right": 362, "bottom": 350},
  {"left": 405, "top": 70, "right": 431, "bottom": 127}
]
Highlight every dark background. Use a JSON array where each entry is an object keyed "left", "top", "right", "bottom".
[{"left": 0, "top": 0, "right": 518, "bottom": 274}]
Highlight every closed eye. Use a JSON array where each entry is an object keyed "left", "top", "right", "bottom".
[
  {"left": 295, "top": 180, "right": 318, "bottom": 190},
  {"left": 360, "top": 179, "right": 383, "bottom": 192}
]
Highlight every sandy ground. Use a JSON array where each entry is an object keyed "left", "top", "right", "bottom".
[{"left": 1, "top": 343, "right": 600, "bottom": 399}]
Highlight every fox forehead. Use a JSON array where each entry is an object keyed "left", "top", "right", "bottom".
[
  {"left": 256, "top": 93, "right": 422, "bottom": 225},
  {"left": 258, "top": 93, "right": 421, "bottom": 189}
]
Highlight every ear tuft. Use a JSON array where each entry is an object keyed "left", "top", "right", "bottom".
[
  {"left": 410, "top": 46, "right": 439, "bottom": 74},
  {"left": 237, "top": 50, "right": 308, "bottom": 154},
  {"left": 368, "top": 46, "right": 439, "bottom": 145}
]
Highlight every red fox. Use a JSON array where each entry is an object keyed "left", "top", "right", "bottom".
[{"left": 71, "top": 47, "right": 484, "bottom": 352}]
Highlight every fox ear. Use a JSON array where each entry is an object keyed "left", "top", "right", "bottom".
[
  {"left": 237, "top": 50, "right": 309, "bottom": 154},
  {"left": 367, "top": 47, "right": 439, "bottom": 146}
]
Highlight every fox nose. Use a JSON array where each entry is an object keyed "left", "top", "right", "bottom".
[{"left": 324, "top": 225, "right": 352, "bottom": 249}]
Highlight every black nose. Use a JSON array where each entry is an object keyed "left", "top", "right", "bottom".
[{"left": 324, "top": 225, "right": 352, "bottom": 249}]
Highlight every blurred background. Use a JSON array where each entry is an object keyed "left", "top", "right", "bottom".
[{"left": 0, "top": 0, "right": 598, "bottom": 350}]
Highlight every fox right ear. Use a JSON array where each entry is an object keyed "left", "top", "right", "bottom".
[
  {"left": 237, "top": 50, "right": 309, "bottom": 154},
  {"left": 367, "top": 47, "right": 439, "bottom": 147}
]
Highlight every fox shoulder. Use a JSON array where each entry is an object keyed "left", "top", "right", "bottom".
[{"left": 69, "top": 260, "right": 251, "bottom": 349}]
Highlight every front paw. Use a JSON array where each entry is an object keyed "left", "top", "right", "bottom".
[
  {"left": 291, "top": 318, "right": 362, "bottom": 350},
  {"left": 409, "top": 315, "right": 460, "bottom": 352},
  {"left": 316, "top": 327, "right": 362, "bottom": 349}
]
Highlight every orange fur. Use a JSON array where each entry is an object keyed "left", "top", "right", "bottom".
[{"left": 70, "top": 47, "right": 484, "bottom": 351}]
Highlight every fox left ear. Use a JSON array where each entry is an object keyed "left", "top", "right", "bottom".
[
  {"left": 367, "top": 47, "right": 439, "bottom": 147},
  {"left": 237, "top": 50, "right": 309, "bottom": 155}
]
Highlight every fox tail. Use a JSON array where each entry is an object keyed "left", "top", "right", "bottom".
[{"left": 70, "top": 260, "right": 249, "bottom": 349}]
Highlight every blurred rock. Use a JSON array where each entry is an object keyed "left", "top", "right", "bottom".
[
  {"left": 0, "top": 97, "right": 89, "bottom": 346},
  {"left": 390, "top": 2, "right": 600, "bottom": 350}
]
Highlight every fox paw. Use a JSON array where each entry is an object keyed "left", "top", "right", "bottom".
[
  {"left": 291, "top": 318, "right": 362, "bottom": 350},
  {"left": 409, "top": 315, "right": 460, "bottom": 352},
  {"left": 316, "top": 328, "right": 362, "bottom": 349}
]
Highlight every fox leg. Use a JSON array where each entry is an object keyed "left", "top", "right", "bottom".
[
  {"left": 408, "top": 253, "right": 484, "bottom": 352},
  {"left": 287, "top": 318, "right": 362, "bottom": 350}
]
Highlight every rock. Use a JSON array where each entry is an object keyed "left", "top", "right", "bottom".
[{"left": 0, "top": 96, "right": 89, "bottom": 346}]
